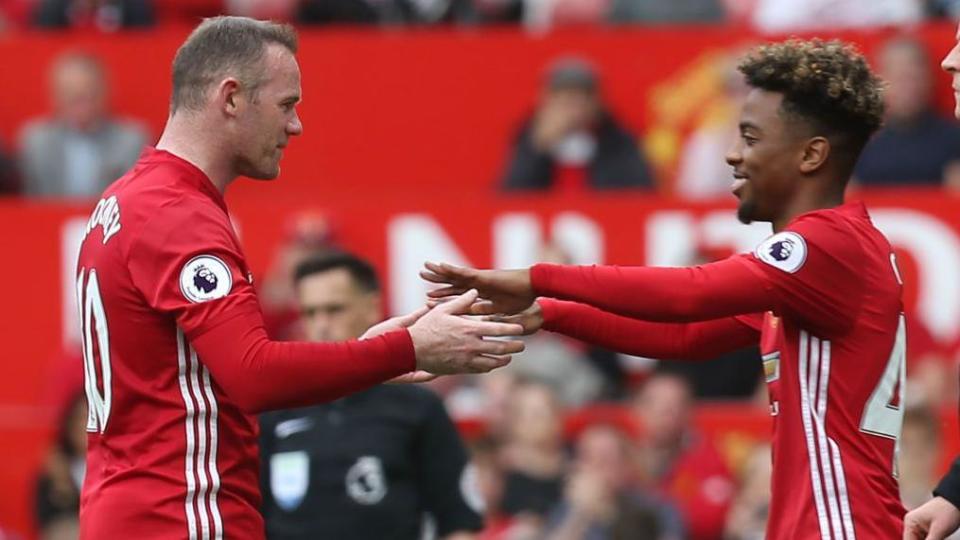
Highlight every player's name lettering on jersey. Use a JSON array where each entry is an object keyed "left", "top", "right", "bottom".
[{"left": 83, "top": 196, "right": 122, "bottom": 245}]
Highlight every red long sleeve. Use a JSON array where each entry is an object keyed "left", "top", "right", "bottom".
[
  {"left": 189, "top": 302, "right": 415, "bottom": 414},
  {"left": 531, "top": 256, "right": 774, "bottom": 322},
  {"left": 539, "top": 299, "right": 759, "bottom": 360}
]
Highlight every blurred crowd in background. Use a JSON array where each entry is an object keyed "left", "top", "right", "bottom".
[
  {"left": 3, "top": 19, "right": 960, "bottom": 199},
  {"left": 4, "top": 0, "right": 960, "bottom": 30},
  {"left": 3, "top": 3, "right": 960, "bottom": 540}
]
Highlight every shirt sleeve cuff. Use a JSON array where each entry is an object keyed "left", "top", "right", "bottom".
[
  {"left": 378, "top": 328, "right": 417, "bottom": 374},
  {"left": 537, "top": 298, "right": 562, "bottom": 332},
  {"left": 530, "top": 263, "right": 560, "bottom": 297}
]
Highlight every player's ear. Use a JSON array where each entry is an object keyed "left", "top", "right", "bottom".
[
  {"left": 217, "top": 78, "right": 242, "bottom": 118},
  {"left": 799, "top": 137, "right": 830, "bottom": 174}
]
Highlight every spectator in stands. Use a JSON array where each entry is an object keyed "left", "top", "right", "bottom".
[
  {"left": 297, "top": 0, "right": 472, "bottom": 25},
  {"left": 442, "top": 369, "right": 518, "bottom": 440},
  {"left": 633, "top": 373, "right": 735, "bottom": 540},
  {"left": 295, "top": 0, "right": 378, "bottom": 23},
  {"left": 224, "top": 0, "right": 299, "bottom": 20},
  {"left": 473, "top": 436, "right": 543, "bottom": 540},
  {"left": 608, "top": 0, "right": 724, "bottom": 24},
  {"left": 459, "top": 0, "right": 523, "bottom": 24},
  {"left": 34, "top": 391, "right": 86, "bottom": 540},
  {"left": 750, "top": 0, "right": 923, "bottom": 33},
  {"left": 723, "top": 443, "right": 772, "bottom": 540},
  {"left": 544, "top": 424, "right": 684, "bottom": 540},
  {"left": 500, "top": 57, "right": 654, "bottom": 192},
  {"left": 498, "top": 380, "right": 567, "bottom": 524},
  {"left": 855, "top": 37, "right": 960, "bottom": 188},
  {"left": 506, "top": 328, "right": 605, "bottom": 406},
  {"left": 535, "top": 0, "right": 610, "bottom": 27},
  {"left": 32, "top": 0, "right": 154, "bottom": 29},
  {"left": 900, "top": 406, "right": 944, "bottom": 510},
  {"left": 18, "top": 52, "right": 147, "bottom": 199}
]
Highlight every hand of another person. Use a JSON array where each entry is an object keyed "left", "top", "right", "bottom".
[
  {"left": 490, "top": 302, "right": 544, "bottom": 335},
  {"left": 408, "top": 289, "right": 525, "bottom": 375},
  {"left": 420, "top": 262, "right": 535, "bottom": 316},
  {"left": 532, "top": 99, "right": 578, "bottom": 151},
  {"left": 904, "top": 497, "right": 960, "bottom": 540}
]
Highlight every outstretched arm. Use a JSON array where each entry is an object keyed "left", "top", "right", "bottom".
[
  {"left": 501, "top": 299, "right": 760, "bottom": 360},
  {"left": 530, "top": 258, "right": 771, "bottom": 322},
  {"left": 424, "top": 216, "right": 866, "bottom": 338},
  {"left": 189, "top": 290, "right": 524, "bottom": 414},
  {"left": 423, "top": 256, "right": 772, "bottom": 323},
  {"left": 537, "top": 299, "right": 760, "bottom": 360}
]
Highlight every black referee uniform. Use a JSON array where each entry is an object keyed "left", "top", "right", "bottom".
[{"left": 259, "top": 384, "right": 483, "bottom": 540}]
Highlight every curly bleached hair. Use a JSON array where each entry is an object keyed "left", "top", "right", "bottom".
[{"left": 738, "top": 39, "right": 885, "bottom": 169}]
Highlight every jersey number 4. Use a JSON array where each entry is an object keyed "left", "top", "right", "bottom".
[
  {"left": 77, "top": 267, "right": 112, "bottom": 434},
  {"left": 859, "top": 314, "right": 906, "bottom": 477}
]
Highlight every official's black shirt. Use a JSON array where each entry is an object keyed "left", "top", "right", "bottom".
[{"left": 259, "top": 385, "right": 483, "bottom": 540}]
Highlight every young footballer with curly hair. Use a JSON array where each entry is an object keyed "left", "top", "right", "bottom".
[{"left": 423, "top": 39, "right": 905, "bottom": 540}]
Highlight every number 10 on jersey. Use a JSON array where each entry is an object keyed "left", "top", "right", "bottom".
[{"left": 77, "top": 268, "right": 112, "bottom": 434}]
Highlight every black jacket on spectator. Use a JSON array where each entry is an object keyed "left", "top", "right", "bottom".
[
  {"left": 501, "top": 113, "right": 654, "bottom": 191},
  {"left": 298, "top": 0, "right": 476, "bottom": 25},
  {"left": 500, "top": 471, "right": 564, "bottom": 517},
  {"left": 935, "top": 457, "right": 960, "bottom": 509},
  {"left": 298, "top": 0, "right": 379, "bottom": 24},
  {"left": 854, "top": 110, "right": 960, "bottom": 186}
]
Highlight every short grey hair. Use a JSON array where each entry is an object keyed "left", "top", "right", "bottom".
[{"left": 170, "top": 16, "right": 298, "bottom": 113}]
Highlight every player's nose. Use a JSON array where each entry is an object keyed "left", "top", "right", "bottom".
[
  {"left": 942, "top": 44, "right": 960, "bottom": 73},
  {"left": 725, "top": 143, "right": 742, "bottom": 166},
  {"left": 288, "top": 113, "right": 303, "bottom": 136}
]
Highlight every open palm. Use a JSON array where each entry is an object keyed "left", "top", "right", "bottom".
[{"left": 420, "top": 262, "right": 535, "bottom": 315}]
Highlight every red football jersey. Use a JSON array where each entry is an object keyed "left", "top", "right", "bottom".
[
  {"left": 532, "top": 201, "right": 906, "bottom": 539},
  {"left": 74, "top": 148, "right": 413, "bottom": 539},
  {"left": 735, "top": 202, "right": 905, "bottom": 539}
]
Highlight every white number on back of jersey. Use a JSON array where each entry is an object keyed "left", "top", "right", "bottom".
[
  {"left": 859, "top": 314, "right": 906, "bottom": 477},
  {"left": 76, "top": 268, "right": 112, "bottom": 434}
]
